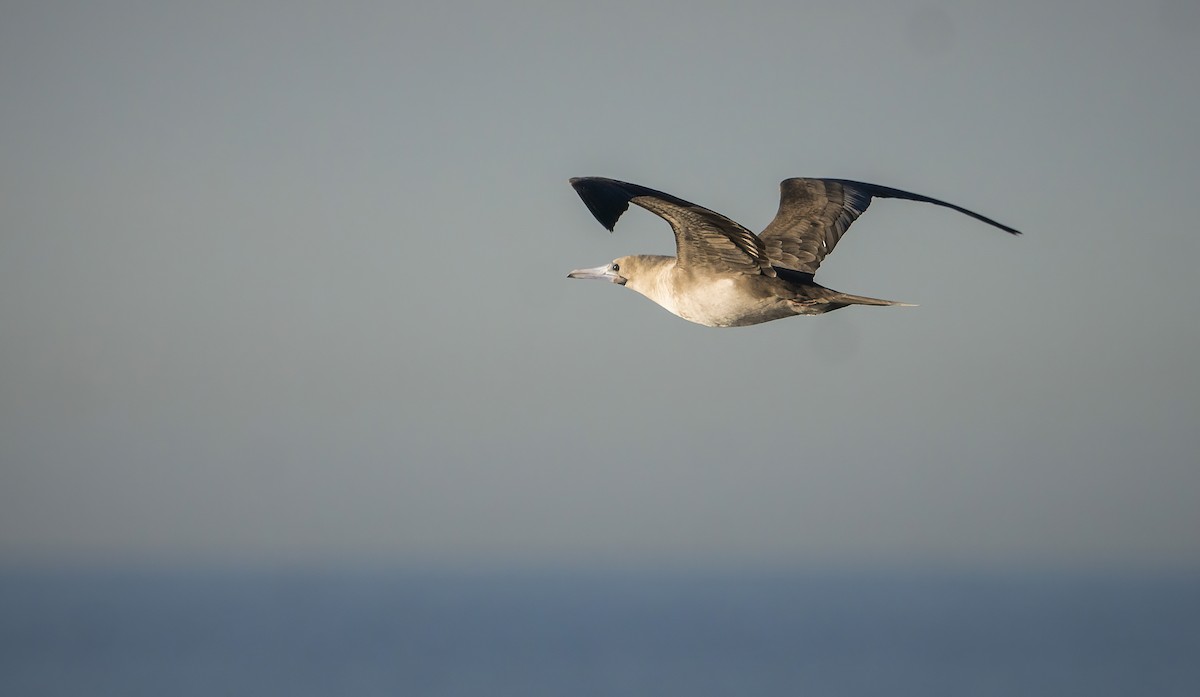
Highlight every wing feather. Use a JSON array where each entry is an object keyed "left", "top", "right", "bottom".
[
  {"left": 570, "top": 177, "right": 774, "bottom": 277},
  {"left": 760, "top": 178, "right": 1021, "bottom": 275}
]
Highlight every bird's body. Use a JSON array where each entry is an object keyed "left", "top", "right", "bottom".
[
  {"left": 567, "top": 177, "right": 1020, "bottom": 327},
  {"left": 627, "top": 258, "right": 790, "bottom": 328},
  {"left": 610, "top": 256, "right": 880, "bottom": 327}
]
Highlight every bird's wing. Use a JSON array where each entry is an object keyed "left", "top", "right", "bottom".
[
  {"left": 570, "top": 177, "right": 775, "bottom": 277},
  {"left": 759, "top": 178, "right": 1022, "bottom": 275}
]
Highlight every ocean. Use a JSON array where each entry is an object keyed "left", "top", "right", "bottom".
[{"left": 2, "top": 567, "right": 1198, "bottom": 696}]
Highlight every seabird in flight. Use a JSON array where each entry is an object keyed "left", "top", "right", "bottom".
[{"left": 567, "top": 176, "right": 1020, "bottom": 327}]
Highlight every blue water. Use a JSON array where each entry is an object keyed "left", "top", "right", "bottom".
[{"left": 2, "top": 567, "right": 1198, "bottom": 696}]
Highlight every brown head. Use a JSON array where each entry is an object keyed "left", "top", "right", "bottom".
[{"left": 567, "top": 255, "right": 675, "bottom": 295}]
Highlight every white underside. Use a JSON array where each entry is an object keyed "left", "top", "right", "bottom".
[{"left": 637, "top": 276, "right": 795, "bottom": 328}]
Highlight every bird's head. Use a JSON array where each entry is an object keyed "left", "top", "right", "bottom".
[
  {"left": 568, "top": 255, "right": 676, "bottom": 309},
  {"left": 567, "top": 256, "right": 632, "bottom": 286}
]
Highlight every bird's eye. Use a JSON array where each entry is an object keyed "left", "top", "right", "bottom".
[{"left": 612, "top": 263, "right": 620, "bottom": 272}]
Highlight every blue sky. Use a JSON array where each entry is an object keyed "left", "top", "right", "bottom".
[{"left": 1, "top": 0, "right": 1198, "bottom": 569}]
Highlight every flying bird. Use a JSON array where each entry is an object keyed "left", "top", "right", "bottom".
[{"left": 567, "top": 176, "right": 1020, "bottom": 327}]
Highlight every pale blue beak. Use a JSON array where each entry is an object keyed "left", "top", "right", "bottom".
[{"left": 567, "top": 264, "right": 624, "bottom": 284}]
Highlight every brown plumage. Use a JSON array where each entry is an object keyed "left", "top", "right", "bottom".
[{"left": 567, "top": 176, "right": 1020, "bottom": 327}]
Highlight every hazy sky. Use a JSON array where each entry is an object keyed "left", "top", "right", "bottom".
[{"left": 2, "top": 0, "right": 1198, "bottom": 570}]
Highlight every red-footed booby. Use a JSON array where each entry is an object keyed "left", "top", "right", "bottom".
[{"left": 567, "top": 176, "right": 1020, "bottom": 327}]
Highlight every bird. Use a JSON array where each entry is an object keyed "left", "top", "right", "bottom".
[{"left": 567, "top": 176, "right": 1020, "bottom": 327}]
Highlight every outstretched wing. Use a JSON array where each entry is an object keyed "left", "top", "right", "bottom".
[
  {"left": 759, "top": 178, "right": 1022, "bottom": 275},
  {"left": 570, "top": 177, "right": 775, "bottom": 277}
]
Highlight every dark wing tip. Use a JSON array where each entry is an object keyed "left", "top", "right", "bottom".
[
  {"left": 570, "top": 177, "right": 630, "bottom": 232},
  {"left": 827, "top": 179, "right": 1024, "bottom": 236}
]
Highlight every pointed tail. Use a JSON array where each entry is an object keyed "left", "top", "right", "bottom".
[{"left": 836, "top": 292, "right": 917, "bottom": 307}]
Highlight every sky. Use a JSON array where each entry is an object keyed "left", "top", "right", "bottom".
[{"left": 1, "top": 0, "right": 1198, "bottom": 571}]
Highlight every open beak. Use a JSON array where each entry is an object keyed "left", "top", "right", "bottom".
[{"left": 567, "top": 264, "right": 624, "bottom": 284}]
